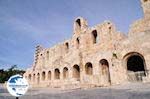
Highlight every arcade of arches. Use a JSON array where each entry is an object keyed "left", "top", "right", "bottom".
[
  {"left": 25, "top": 51, "right": 148, "bottom": 87},
  {"left": 29, "top": 59, "right": 110, "bottom": 84}
]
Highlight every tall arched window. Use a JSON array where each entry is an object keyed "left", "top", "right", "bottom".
[
  {"left": 37, "top": 73, "right": 40, "bottom": 84},
  {"left": 99, "top": 59, "right": 111, "bottom": 83},
  {"left": 65, "top": 42, "right": 69, "bottom": 53},
  {"left": 48, "top": 71, "right": 51, "bottom": 80},
  {"left": 33, "top": 74, "right": 35, "bottom": 82},
  {"left": 54, "top": 69, "right": 60, "bottom": 79},
  {"left": 76, "top": 19, "right": 81, "bottom": 27},
  {"left": 76, "top": 37, "right": 80, "bottom": 49},
  {"left": 73, "top": 65, "right": 80, "bottom": 79},
  {"left": 42, "top": 71, "right": 46, "bottom": 81},
  {"left": 46, "top": 51, "right": 49, "bottom": 60},
  {"left": 63, "top": 67, "right": 69, "bottom": 79},
  {"left": 92, "top": 30, "right": 98, "bottom": 44},
  {"left": 85, "top": 62, "right": 93, "bottom": 75}
]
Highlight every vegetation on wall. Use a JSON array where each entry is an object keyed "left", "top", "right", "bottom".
[{"left": 112, "top": 52, "right": 118, "bottom": 59}]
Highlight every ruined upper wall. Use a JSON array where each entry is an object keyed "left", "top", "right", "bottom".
[
  {"left": 32, "top": 17, "right": 126, "bottom": 70},
  {"left": 73, "top": 17, "right": 88, "bottom": 35},
  {"left": 141, "top": 0, "right": 150, "bottom": 18},
  {"left": 129, "top": 0, "right": 150, "bottom": 36}
]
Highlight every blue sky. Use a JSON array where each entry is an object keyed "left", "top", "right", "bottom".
[{"left": 0, "top": 0, "right": 143, "bottom": 70}]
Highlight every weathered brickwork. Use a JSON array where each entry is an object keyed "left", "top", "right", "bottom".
[{"left": 24, "top": 0, "right": 150, "bottom": 89}]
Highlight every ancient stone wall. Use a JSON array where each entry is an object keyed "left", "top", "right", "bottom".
[{"left": 24, "top": 0, "right": 150, "bottom": 89}]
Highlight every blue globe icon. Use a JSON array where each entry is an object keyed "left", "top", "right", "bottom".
[{"left": 7, "top": 74, "right": 29, "bottom": 97}]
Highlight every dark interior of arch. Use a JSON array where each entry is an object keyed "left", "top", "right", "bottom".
[
  {"left": 76, "top": 19, "right": 81, "bottom": 27},
  {"left": 100, "top": 59, "right": 109, "bottom": 66},
  {"left": 85, "top": 63, "right": 93, "bottom": 75},
  {"left": 143, "top": 0, "right": 148, "bottom": 2},
  {"left": 127, "top": 55, "right": 145, "bottom": 72},
  {"left": 92, "top": 30, "right": 97, "bottom": 38},
  {"left": 92, "top": 30, "right": 97, "bottom": 43},
  {"left": 74, "top": 65, "right": 80, "bottom": 72},
  {"left": 55, "top": 69, "right": 60, "bottom": 79},
  {"left": 73, "top": 65, "right": 80, "bottom": 79},
  {"left": 77, "top": 38, "right": 80, "bottom": 44},
  {"left": 85, "top": 63, "right": 93, "bottom": 70},
  {"left": 65, "top": 42, "right": 69, "bottom": 49}
]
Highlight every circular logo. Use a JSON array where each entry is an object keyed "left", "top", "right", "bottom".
[{"left": 7, "top": 74, "right": 29, "bottom": 97}]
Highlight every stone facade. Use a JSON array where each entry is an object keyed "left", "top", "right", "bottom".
[{"left": 24, "top": 0, "right": 150, "bottom": 89}]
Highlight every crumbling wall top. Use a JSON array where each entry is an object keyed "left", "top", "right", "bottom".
[{"left": 73, "top": 17, "right": 88, "bottom": 35}]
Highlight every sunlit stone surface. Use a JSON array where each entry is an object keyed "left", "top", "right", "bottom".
[{"left": 24, "top": 0, "right": 150, "bottom": 89}]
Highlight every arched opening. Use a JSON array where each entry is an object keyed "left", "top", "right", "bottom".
[
  {"left": 100, "top": 59, "right": 111, "bottom": 84},
  {"left": 143, "top": 0, "right": 148, "bottom": 2},
  {"left": 28, "top": 74, "right": 31, "bottom": 81},
  {"left": 76, "top": 37, "right": 80, "bottom": 49},
  {"left": 37, "top": 73, "right": 40, "bottom": 84},
  {"left": 54, "top": 68, "right": 60, "bottom": 79},
  {"left": 48, "top": 71, "right": 51, "bottom": 80},
  {"left": 92, "top": 30, "right": 98, "bottom": 44},
  {"left": 73, "top": 65, "right": 80, "bottom": 79},
  {"left": 63, "top": 67, "right": 69, "bottom": 79},
  {"left": 76, "top": 19, "right": 81, "bottom": 27},
  {"left": 127, "top": 56, "right": 145, "bottom": 72},
  {"left": 46, "top": 51, "right": 49, "bottom": 60},
  {"left": 125, "top": 52, "right": 146, "bottom": 82},
  {"left": 33, "top": 74, "right": 35, "bottom": 82},
  {"left": 65, "top": 42, "right": 69, "bottom": 53},
  {"left": 85, "top": 62, "right": 93, "bottom": 75},
  {"left": 42, "top": 71, "right": 46, "bottom": 81}
]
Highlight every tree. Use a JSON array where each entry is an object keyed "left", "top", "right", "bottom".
[{"left": 0, "top": 65, "right": 25, "bottom": 83}]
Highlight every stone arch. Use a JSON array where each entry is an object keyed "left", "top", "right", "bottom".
[
  {"left": 76, "top": 19, "right": 81, "bottom": 27},
  {"left": 100, "top": 59, "right": 109, "bottom": 68},
  {"left": 54, "top": 68, "right": 60, "bottom": 79},
  {"left": 37, "top": 73, "right": 40, "bottom": 84},
  {"left": 74, "top": 17, "right": 88, "bottom": 35},
  {"left": 28, "top": 74, "right": 32, "bottom": 81},
  {"left": 63, "top": 67, "right": 69, "bottom": 79},
  {"left": 76, "top": 37, "right": 80, "bottom": 49},
  {"left": 65, "top": 42, "right": 69, "bottom": 49},
  {"left": 33, "top": 74, "right": 36, "bottom": 82},
  {"left": 73, "top": 65, "right": 80, "bottom": 79},
  {"left": 65, "top": 42, "right": 69, "bottom": 53},
  {"left": 143, "top": 0, "right": 148, "bottom": 2},
  {"left": 123, "top": 52, "right": 146, "bottom": 81},
  {"left": 42, "top": 71, "right": 46, "bottom": 81},
  {"left": 99, "top": 59, "right": 111, "bottom": 84},
  {"left": 92, "top": 30, "right": 98, "bottom": 44},
  {"left": 46, "top": 51, "right": 49, "bottom": 60},
  {"left": 85, "top": 62, "right": 93, "bottom": 75},
  {"left": 48, "top": 71, "right": 51, "bottom": 80}
]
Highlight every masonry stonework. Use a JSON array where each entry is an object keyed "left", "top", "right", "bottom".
[{"left": 24, "top": 0, "right": 150, "bottom": 89}]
